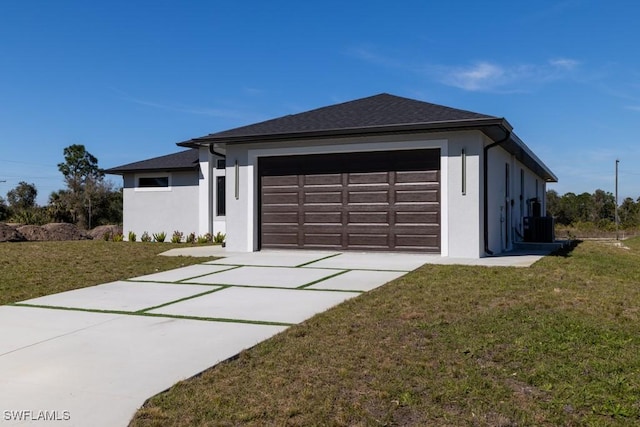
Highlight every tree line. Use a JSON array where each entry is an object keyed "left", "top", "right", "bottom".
[
  {"left": 0, "top": 145, "right": 122, "bottom": 229},
  {"left": 546, "top": 189, "right": 640, "bottom": 229}
]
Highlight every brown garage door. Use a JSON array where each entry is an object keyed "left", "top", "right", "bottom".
[{"left": 259, "top": 149, "right": 440, "bottom": 252}]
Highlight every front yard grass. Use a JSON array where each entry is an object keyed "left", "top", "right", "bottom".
[
  {"left": 130, "top": 238, "right": 640, "bottom": 426},
  {"left": 0, "top": 241, "right": 217, "bottom": 305}
]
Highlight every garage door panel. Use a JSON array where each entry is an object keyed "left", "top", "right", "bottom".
[
  {"left": 302, "top": 184, "right": 343, "bottom": 192},
  {"left": 262, "top": 224, "right": 301, "bottom": 234},
  {"left": 303, "top": 234, "right": 342, "bottom": 246},
  {"left": 394, "top": 223, "right": 439, "bottom": 233},
  {"left": 396, "top": 189, "right": 439, "bottom": 203},
  {"left": 259, "top": 149, "right": 440, "bottom": 252},
  {"left": 299, "top": 204, "right": 346, "bottom": 213},
  {"left": 304, "top": 212, "right": 342, "bottom": 223},
  {"left": 394, "top": 203, "right": 439, "bottom": 213},
  {"left": 303, "top": 192, "right": 342, "bottom": 204},
  {"left": 396, "top": 170, "right": 439, "bottom": 183},
  {"left": 395, "top": 211, "right": 438, "bottom": 224},
  {"left": 348, "top": 172, "right": 390, "bottom": 184},
  {"left": 262, "top": 212, "right": 299, "bottom": 224},
  {"left": 262, "top": 192, "right": 299, "bottom": 205},
  {"left": 395, "top": 234, "right": 440, "bottom": 249},
  {"left": 348, "top": 191, "right": 389, "bottom": 204},
  {"left": 304, "top": 174, "right": 342, "bottom": 185},
  {"left": 348, "top": 212, "right": 389, "bottom": 224},
  {"left": 347, "top": 234, "right": 390, "bottom": 247},
  {"left": 262, "top": 175, "right": 299, "bottom": 186},
  {"left": 262, "top": 233, "right": 299, "bottom": 246},
  {"left": 302, "top": 224, "right": 347, "bottom": 234}
]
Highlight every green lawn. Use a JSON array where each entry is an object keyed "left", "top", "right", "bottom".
[
  {"left": 0, "top": 241, "right": 217, "bottom": 305},
  {"left": 129, "top": 238, "right": 640, "bottom": 426},
  {"left": 3, "top": 239, "right": 639, "bottom": 425}
]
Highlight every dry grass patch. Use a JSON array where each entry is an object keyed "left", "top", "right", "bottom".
[{"left": 0, "top": 241, "right": 217, "bottom": 305}]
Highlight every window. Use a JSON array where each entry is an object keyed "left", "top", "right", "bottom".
[
  {"left": 216, "top": 176, "right": 226, "bottom": 216},
  {"left": 138, "top": 176, "right": 169, "bottom": 188},
  {"left": 216, "top": 159, "right": 226, "bottom": 169},
  {"left": 520, "top": 169, "right": 525, "bottom": 216}
]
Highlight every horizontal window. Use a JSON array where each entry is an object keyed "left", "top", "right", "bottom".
[{"left": 138, "top": 177, "right": 169, "bottom": 188}]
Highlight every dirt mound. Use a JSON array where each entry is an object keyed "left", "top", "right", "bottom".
[
  {"left": 88, "top": 225, "right": 123, "bottom": 240},
  {"left": 0, "top": 223, "right": 25, "bottom": 242},
  {"left": 41, "top": 223, "right": 91, "bottom": 241},
  {"left": 16, "top": 225, "right": 52, "bottom": 241}
]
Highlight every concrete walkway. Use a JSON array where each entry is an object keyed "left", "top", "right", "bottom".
[{"left": 0, "top": 250, "right": 439, "bottom": 427}]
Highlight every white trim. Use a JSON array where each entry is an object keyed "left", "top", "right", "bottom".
[
  {"left": 133, "top": 172, "right": 172, "bottom": 192},
  {"left": 440, "top": 140, "right": 449, "bottom": 256}
]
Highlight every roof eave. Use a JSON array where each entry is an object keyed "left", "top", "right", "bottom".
[
  {"left": 504, "top": 134, "right": 558, "bottom": 183},
  {"left": 175, "top": 117, "right": 556, "bottom": 183},
  {"left": 177, "top": 118, "right": 510, "bottom": 148},
  {"left": 104, "top": 166, "right": 198, "bottom": 175}
]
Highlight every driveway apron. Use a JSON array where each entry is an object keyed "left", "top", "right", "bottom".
[{"left": 0, "top": 250, "right": 424, "bottom": 427}]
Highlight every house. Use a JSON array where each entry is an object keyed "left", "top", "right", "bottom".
[{"left": 106, "top": 93, "right": 557, "bottom": 257}]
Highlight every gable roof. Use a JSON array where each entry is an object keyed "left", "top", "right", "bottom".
[
  {"left": 105, "top": 148, "right": 199, "bottom": 175},
  {"left": 178, "top": 93, "right": 505, "bottom": 145}
]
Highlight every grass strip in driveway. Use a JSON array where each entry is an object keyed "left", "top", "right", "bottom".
[
  {"left": 10, "top": 303, "right": 295, "bottom": 327},
  {"left": 129, "top": 238, "right": 640, "bottom": 426},
  {"left": 297, "top": 269, "right": 350, "bottom": 289},
  {"left": 294, "top": 252, "right": 341, "bottom": 267},
  {"left": 137, "top": 287, "right": 228, "bottom": 312}
]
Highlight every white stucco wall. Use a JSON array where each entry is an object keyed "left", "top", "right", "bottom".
[
  {"left": 486, "top": 143, "right": 512, "bottom": 253},
  {"left": 122, "top": 170, "right": 199, "bottom": 241},
  {"left": 223, "top": 131, "right": 495, "bottom": 257},
  {"left": 445, "top": 132, "right": 484, "bottom": 258},
  {"left": 484, "top": 139, "right": 549, "bottom": 255}
]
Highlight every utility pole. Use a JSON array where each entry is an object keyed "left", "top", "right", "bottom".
[{"left": 615, "top": 159, "right": 619, "bottom": 240}]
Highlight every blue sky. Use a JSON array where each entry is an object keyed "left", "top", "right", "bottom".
[{"left": 1, "top": 0, "right": 638, "bottom": 204}]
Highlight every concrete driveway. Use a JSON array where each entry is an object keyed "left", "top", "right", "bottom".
[{"left": 0, "top": 250, "right": 429, "bottom": 427}]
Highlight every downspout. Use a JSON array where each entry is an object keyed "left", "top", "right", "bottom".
[
  {"left": 209, "top": 144, "right": 226, "bottom": 158},
  {"left": 483, "top": 130, "right": 511, "bottom": 255}
]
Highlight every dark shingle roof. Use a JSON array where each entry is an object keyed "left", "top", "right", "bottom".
[
  {"left": 105, "top": 148, "right": 199, "bottom": 174},
  {"left": 180, "top": 93, "right": 500, "bottom": 145}
]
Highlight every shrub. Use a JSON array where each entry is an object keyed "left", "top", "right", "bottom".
[
  {"left": 113, "top": 233, "right": 124, "bottom": 242},
  {"left": 186, "top": 232, "right": 196, "bottom": 244},
  {"left": 128, "top": 231, "right": 137, "bottom": 242},
  {"left": 102, "top": 231, "right": 112, "bottom": 241},
  {"left": 153, "top": 232, "right": 167, "bottom": 243},
  {"left": 196, "top": 235, "right": 209, "bottom": 244},
  {"left": 213, "top": 232, "right": 226, "bottom": 244},
  {"left": 171, "top": 230, "right": 184, "bottom": 243},
  {"left": 140, "top": 231, "right": 152, "bottom": 242},
  {"left": 11, "top": 208, "right": 51, "bottom": 226}
]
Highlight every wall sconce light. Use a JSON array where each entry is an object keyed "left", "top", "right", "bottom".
[{"left": 234, "top": 160, "right": 239, "bottom": 200}]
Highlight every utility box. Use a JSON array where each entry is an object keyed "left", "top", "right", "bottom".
[{"left": 523, "top": 216, "right": 555, "bottom": 243}]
